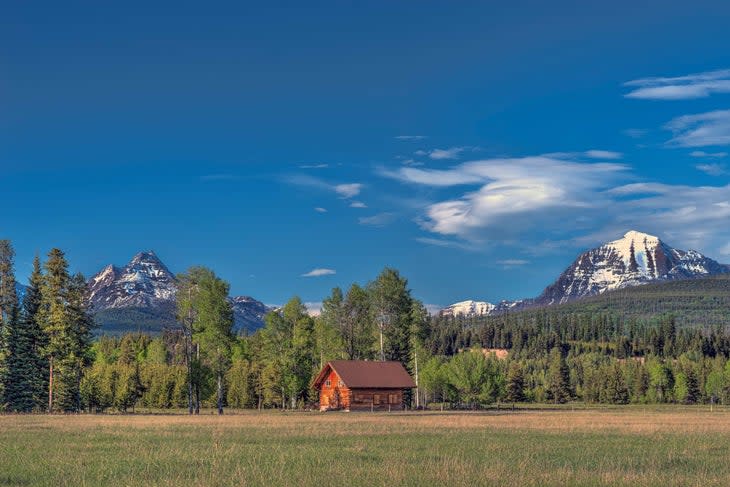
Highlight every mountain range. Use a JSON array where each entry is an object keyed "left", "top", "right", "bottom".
[
  {"left": 88, "top": 251, "right": 272, "bottom": 334},
  {"left": 441, "top": 230, "right": 730, "bottom": 317}
]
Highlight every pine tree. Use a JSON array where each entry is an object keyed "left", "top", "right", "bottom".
[
  {"left": 601, "top": 363, "right": 629, "bottom": 404},
  {"left": 0, "top": 240, "right": 20, "bottom": 409},
  {"left": 38, "top": 248, "right": 73, "bottom": 412},
  {"left": 4, "top": 254, "right": 47, "bottom": 411},
  {"left": 505, "top": 361, "right": 526, "bottom": 403},
  {"left": 369, "top": 268, "right": 414, "bottom": 366},
  {"left": 342, "top": 284, "right": 374, "bottom": 360},
  {"left": 546, "top": 347, "right": 571, "bottom": 404},
  {"left": 59, "top": 273, "right": 95, "bottom": 412}
]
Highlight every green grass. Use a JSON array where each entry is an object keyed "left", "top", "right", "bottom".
[{"left": 1, "top": 407, "right": 729, "bottom": 486}]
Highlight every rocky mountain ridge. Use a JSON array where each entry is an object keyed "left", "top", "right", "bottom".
[
  {"left": 88, "top": 251, "right": 271, "bottom": 333},
  {"left": 442, "top": 230, "right": 730, "bottom": 317}
]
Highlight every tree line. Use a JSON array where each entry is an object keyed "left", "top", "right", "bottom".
[{"left": 4, "top": 237, "right": 730, "bottom": 413}]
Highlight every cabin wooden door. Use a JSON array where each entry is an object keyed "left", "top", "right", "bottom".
[{"left": 331, "top": 388, "right": 340, "bottom": 409}]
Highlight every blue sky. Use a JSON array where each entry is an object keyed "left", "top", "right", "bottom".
[{"left": 4, "top": 1, "right": 730, "bottom": 311}]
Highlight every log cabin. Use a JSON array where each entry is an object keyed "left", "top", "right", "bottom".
[{"left": 313, "top": 360, "right": 416, "bottom": 412}]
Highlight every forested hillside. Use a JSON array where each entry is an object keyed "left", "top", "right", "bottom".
[{"left": 527, "top": 274, "right": 730, "bottom": 328}]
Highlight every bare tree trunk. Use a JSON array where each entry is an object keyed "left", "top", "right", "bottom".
[
  {"left": 414, "top": 349, "right": 420, "bottom": 409},
  {"left": 379, "top": 324, "right": 385, "bottom": 361},
  {"left": 194, "top": 343, "right": 200, "bottom": 414},
  {"left": 185, "top": 333, "right": 193, "bottom": 415},
  {"left": 217, "top": 372, "right": 223, "bottom": 415},
  {"left": 48, "top": 356, "right": 54, "bottom": 413}
]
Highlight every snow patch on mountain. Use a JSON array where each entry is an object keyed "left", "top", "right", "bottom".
[
  {"left": 88, "top": 251, "right": 177, "bottom": 310},
  {"left": 537, "top": 230, "right": 729, "bottom": 305},
  {"left": 88, "top": 251, "right": 272, "bottom": 332},
  {"left": 442, "top": 230, "right": 730, "bottom": 315},
  {"left": 441, "top": 300, "right": 496, "bottom": 317}
]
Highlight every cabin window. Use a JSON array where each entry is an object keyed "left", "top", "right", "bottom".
[
  {"left": 389, "top": 394, "right": 399, "bottom": 404},
  {"left": 373, "top": 394, "right": 381, "bottom": 405},
  {"left": 337, "top": 380, "right": 344, "bottom": 387},
  {"left": 325, "top": 379, "right": 331, "bottom": 387}
]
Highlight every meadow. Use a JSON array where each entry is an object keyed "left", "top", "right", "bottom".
[{"left": 1, "top": 407, "right": 729, "bottom": 487}]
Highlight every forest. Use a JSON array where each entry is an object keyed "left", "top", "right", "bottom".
[{"left": 2, "top": 239, "right": 730, "bottom": 414}]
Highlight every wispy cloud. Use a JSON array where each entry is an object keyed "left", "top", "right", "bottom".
[
  {"left": 349, "top": 201, "right": 367, "bottom": 208},
  {"left": 584, "top": 150, "right": 622, "bottom": 160},
  {"left": 334, "top": 183, "right": 363, "bottom": 198},
  {"left": 384, "top": 156, "right": 628, "bottom": 240},
  {"left": 623, "top": 128, "right": 647, "bottom": 139},
  {"left": 665, "top": 109, "right": 730, "bottom": 147},
  {"left": 415, "top": 237, "right": 479, "bottom": 252},
  {"left": 690, "top": 150, "right": 728, "bottom": 158},
  {"left": 415, "top": 147, "right": 471, "bottom": 160},
  {"left": 395, "top": 135, "right": 428, "bottom": 141},
  {"left": 299, "top": 163, "right": 329, "bottom": 169},
  {"left": 359, "top": 213, "right": 395, "bottom": 227},
  {"left": 624, "top": 69, "right": 730, "bottom": 100},
  {"left": 314, "top": 207, "right": 328, "bottom": 213},
  {"left": 301, "top": 268, "right": 336, "bottom": 277},
  {"left": 497, "top": 259, "right": 530, "bottom": 266},
  {"left": 695, "top": 163, "right": 728, "bottom": 176},
  {"left": 286, "top": 175, "right": 364, "bottom": 199}
]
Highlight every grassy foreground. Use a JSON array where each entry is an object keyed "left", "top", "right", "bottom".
[{"left": 1, "top": 407, "right": 729, "bottom": 486}]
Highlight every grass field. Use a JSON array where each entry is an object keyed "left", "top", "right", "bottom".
[{"left": 1, "top": 407, "right": 729, "bottom": 486}]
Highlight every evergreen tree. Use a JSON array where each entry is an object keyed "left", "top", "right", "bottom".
[
  {"left": 4, "top": 254, "right": 46, "bottom": 411},
  {"left": 38, "top": 248, "right": 92, "bottom": 412},
  {"left": 601, "top": 363, "right": 629, "bottom": 404},
  {"left": 369, "top": 268, "right": 414, "bottom": 366},
  {"left": 0, "top": 240, "right": 20, "bottom": 409},
  {"left": 505, "top": 361, "right": 526, "bottom": 403},
  {"left": 341, "top": 284, "right": 374, "bottom": 360},
  {"left": 546, "top": 347, "right": 571, "bottom": 404}
]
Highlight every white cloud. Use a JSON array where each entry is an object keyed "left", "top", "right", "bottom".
[
  {"left": 359, "top": 213, "right": 395, "bottom": 227},
  {"left": 415, "top": 237, "right": 479, "bottom": 252},
  {"left": 428, "top": 147, "right": 466, "bottom": 160},
  {"left": 378, "top": 149, "right": 730, "bottom": 258},
  {"left": 690, "top": 151, "right": 728, "bottom": 158},
  {"left": 584, "top": 150, "right": 622, "bottom": 160},
  {"left": 665, "top": 110, "right": 730, "bottom": 147},
  {"left": 334, "top": 183, "right": 363, "bottom": 198},
  {"left": 623, "top": 128, "right": 647, "bottom": 139},
  {"left": 301, "top": 268, "right": 336, "bottom": 277},
  {"left": 695, "top": 163, "right": 728, "bottom": 176},
  {"left": 384, "top": 156, "right": 628, "bottom": 239},
  {"left": 624, "top": 69, "right": 730, "bottom": 100},
  {"left": 314, "top": 207, "right": 328, "bottom": 213},
  {"left": 299, "top": 163, "right": 329, "bottom": 169},
  {"left": 395, "top": 135, "right": 428, "bottom": 140},
  {"left": 287, "top": 175, "right": 364, "bottom": 199},
  {"left": 497, "top": 259, "right": 530, "bottom": 266},
  {"left": 349, "top": 201, "right": 367, "bottom": 208}
]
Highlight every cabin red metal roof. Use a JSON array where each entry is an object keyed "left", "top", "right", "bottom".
[{"left": 313, "top": 360, "right": 416, "bottom": 389}]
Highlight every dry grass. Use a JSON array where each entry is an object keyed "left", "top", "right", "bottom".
[{"left": 1, "top": 407, "right": 729, "bottom": 486}]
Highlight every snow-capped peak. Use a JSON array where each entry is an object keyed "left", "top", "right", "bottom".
[
  {"left": 536, "top": 230, "right": 729, "bottom": 305},
  {"left": 441, "top": 300, "right": 495, "bottom": 317},
  {"left": 88, "top": 251, "right": 177, "bottom": 310}
]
